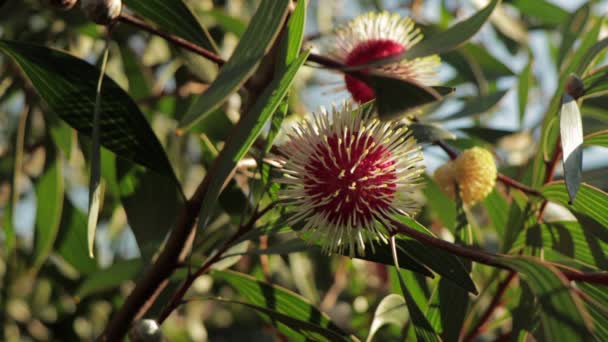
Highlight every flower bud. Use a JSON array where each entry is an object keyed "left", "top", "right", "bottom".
[
  {"left": 433, "top": 161, "right": 456, "bottom": 199},
  {"left": 49, "top": 0, "right": 78, "bottom": 11},
  {"left": 81, "top": 0, "right": 121, "bottom": 25},
  {"left": 454, "top": 147, "right": 497, "bottom": 205}
]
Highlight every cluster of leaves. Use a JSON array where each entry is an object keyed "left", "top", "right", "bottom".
[{"left": 1, "top": 0, "right": 608, "bottom": 341}]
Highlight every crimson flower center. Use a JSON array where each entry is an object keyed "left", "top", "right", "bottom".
[
  {"left": 344, "top": 39, "right": 406, "bottom": 103},
  {"left": 303, "top": 132, "right": 397, "bottom": 227}
]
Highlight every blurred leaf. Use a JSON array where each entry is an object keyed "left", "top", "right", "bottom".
[
  {"left": 204, "top": 9, "right": 247, "bottom": 38},
  {"left": 180, "top": 0, "right": 291, "bottom": 129},
  {"left": 367, "top": 294, "right": 408, "bottom": 342},
  {"left": 213, "top": 270, "right": 354, "bottom": 341},
  {"left": 578, "top": 38, "right": 608, "bottom": 77},
  {"left": 32, "top": 155, "right": 64, "bottom": 268},
  {"left": 0, "top": 40, "right": 176, "bottom": 179},
  {"left": 543, "top": 182, "right": 608, "bottom": 229},
  {"left": 510, "top": 281, "right": 541, "bottom": 340},
  {"left": 123, "top": 0, "right": 218, "bottom": 52},
  {"left": 482, "top": 189, "right": 508, "bottom": 237},
  {"left": 584, "top": 130, "right": 608, "bottom": 147},
  {"left": 409, "top": 122, "right": 456, "bottom": 143},
  {"left": 403, "top": 0, "right": 500, "bottom": 59},
  {"left": 119, "top": 45, "right": 152, "bottom": 99},
  {"left": 560, "top": 94, "right": 584, "bottom": 203},
  {"left": 518, "top": 58, "right": 533, "bottom": 126},
  {"left": 460, "top": 127, "right": 514, "bottom": 144},
  {"left": 582, "top": 66, "right": 608, "bottom": 98},
  {"left": 370, "top": 74, "right": 442, "bottom": 120},
  {"left": 76, "top": 259, "right": 144, "bottom": 299},
  {"left": 557, "top": 3, "right": 590, "bottom": 67},
  {"left": 508, "top": 0, "right": 568, "bottom": 27},
  {"left": 512, "top": 221, "right": 608, "bottom": 270},
  {"left": 390, "top": 238, "right": 441, "bottom": 342},
  {"left": 443, "top": 43, "right": 513, "bottom": 87},
  {"left": 55, "top": 202, "right": 99, "bottom": 274},
  {"left": 195, "top": 52, "right": 309, "bottom": 232},
  {"left": 117, "top": 161, "right": 185, "bottom": 260},
  {"left": 440, "top": 90, "right": 508, "bottom": 121},
  {"left": 210, "top": 241, "right": 250, "bottom": 271},
  {"left": 424, "top": 174, "right": 457, "bottom": 229},
  {"left": 498, "top": 256, "right": 593, "bottom": 340}
]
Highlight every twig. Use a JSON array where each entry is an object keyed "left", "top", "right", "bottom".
[
  {"left": 463, "top": 272, "right": 517, "bottom": 342},
  {"left": 118, "top": 14, "right": 226, "bottom": 66},
  {"left": 389, "top": 217, "right": 608, "bottom": 285},
  {"left": 320, "top": 257, "right": 349, "bottom": 312}
]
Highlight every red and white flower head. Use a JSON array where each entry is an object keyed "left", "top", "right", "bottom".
[
  {"left": 277, "top": 104, "right": 425, "bottom": 255},
  {"left": 319, "top": 12, "right": 441, "bottom": 103}
]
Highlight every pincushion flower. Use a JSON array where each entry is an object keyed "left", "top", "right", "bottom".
[
  {"left": 434, "top": 147, "right": 497, "bottom": 205},
  {"left": 319, "top": 12, "right": 441, "bottom": 103},
  {"left": 276, "top": 104, "right": 425, "bottom": 255}
]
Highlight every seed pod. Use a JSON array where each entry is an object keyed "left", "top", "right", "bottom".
[
  {"left": 81, "top": 0, "right": 122, "bottom": 25},
  {"left": 50, "top": 0, "right": 78, "bottom": 10}
]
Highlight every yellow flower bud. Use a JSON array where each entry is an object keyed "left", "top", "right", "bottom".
[
  {"left": 433, "top": 161, "right": 456, "bottom": 199},
  {"left": 454, "top": 147, "right": 497, "bottom": 205}
]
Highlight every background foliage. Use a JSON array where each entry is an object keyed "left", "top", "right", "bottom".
[{"left": 1, "top": 0, "right": 608, "bottom": 341}]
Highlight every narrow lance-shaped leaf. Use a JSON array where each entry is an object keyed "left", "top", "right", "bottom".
[
  {"left": 560, "top": 93, "right": 584, "bottom": 203},
  {"left": 0, "top": 40, "right": 177, "bottom": 180},
  {"left": 390, "top": 237, "right": 441, "bottom": 342},
  {"left": 438, "top": 90, "right": 508, "bottom": 121},
  {"left": 179, "top": 0, "right": 291, "bottom": 129},
  {"left": 87, "top": 41, "right": 110, "bottom": 258},
  {"left": 518, "top": 57, "right": 533, "bottom": 126},
  {"left": 370, "top": 73, "right": 442, "bottom": 120},
  {"left": 196, "top": 51, "right": 309, "bottom": 230},
  {"left": 557, "top": 3, "right": 590, "bottom": 67},
  {"left": 542, "top": 182, "right": 608, "bottom": 229},
  {"left": 401, "top": 0, "right": 501, "bottom": 59},
  {"left": 584, "top": 130, "right": 608, "bottom": 147}
]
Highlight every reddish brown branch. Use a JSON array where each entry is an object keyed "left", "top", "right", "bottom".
[
  {"left": 463, "top": 272, "right": 518, "bottom": 342},
  {"left": 390, "top": 217, "right": 608, "bottom": 285}
]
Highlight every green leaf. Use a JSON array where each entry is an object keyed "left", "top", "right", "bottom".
[
  {"left": 482, "top": 189, "right": 508, "bottom": 237},
  {"left": 560, "top": 94, "right": 584, "bottom": 203},
  {"left": 424, "top": 174, "right": 457, "bottom": 229},
  {"left": 498, "top": 256, "right": 593, "bottom": 341},
  {"left": 403, "top": 0, "right": 501, "bottom": 59},
  {"left": 195, "top": 51, "right": 309, "bottom": 231},
  {"left": 518, "top": 58, "right": 533, "bottom": 126},
  {"left": 509, "top": 0, "right": 568, "bottom": 27},
  {"left": 582, "top": 66, "right": 608, "bottom": 98},
  {"left": 212, "top": 269, "right": 353, "bottom": 342},
  {"left": 543, "top": 182, "right": 608, "bottom": 229},
  {"left": 584, "top": 130, "right": 608, "bottom": 147},
  {"left": 390, "top": 238, "right": 441, "bottom": 342},
  {"left": 370, "top": 74, "right": 442, "bottom": 120},
  {"left": 443, "top": 43, "right": 513, "bottom": 87},
  {"left": 578, "top": 37, "right": 608, "bottom": 77},
  {"left": 579, "top": 283, "right": 608, "bottom": 340},
  {"left": 203, "top": 9, "right": 246, "bottom": 38},
  {"left": 511, "top": 221, "right": 608, "bottom": 270},
  {"left": 123, "top": 0, "right": 217, "bottom": 52},
  {"left": 0, "top": 40, "right": 176, "bottom": 179},
  {"left": 87, "top": 41, "right": 110, "bottom": 259},
  {"left": 32, "top": 156, "right": 64, "bottom": 268},
  {"left": 439, "top": 90, "right": 508, "bottom": 121},
  {"left": 179, "top": 0, "right": 291, "bottom": 129},
  {"left": 55, "top": 202, "right": 98, "bottom": 274},
  {"left": 117, "top": 161, "right": 185, "bottom": 260},
  {"left": 367, "top": 294, "right": 409, "bottom": 342},
  {"left": 409, "top": 122, "right": 456, "bottom": 143},
  {"left": 76, "top": 259, "right": 143, "bottom": 299},
  {"left": 557, "top": 3, "right": 590, "bottom": 67},
  {"left": 276, "top": 0, "right": 307, "bottom": 72}
]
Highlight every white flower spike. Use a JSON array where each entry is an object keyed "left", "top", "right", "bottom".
[{"left": 276, "top": 103, "right": 425, "bottom": 255}]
